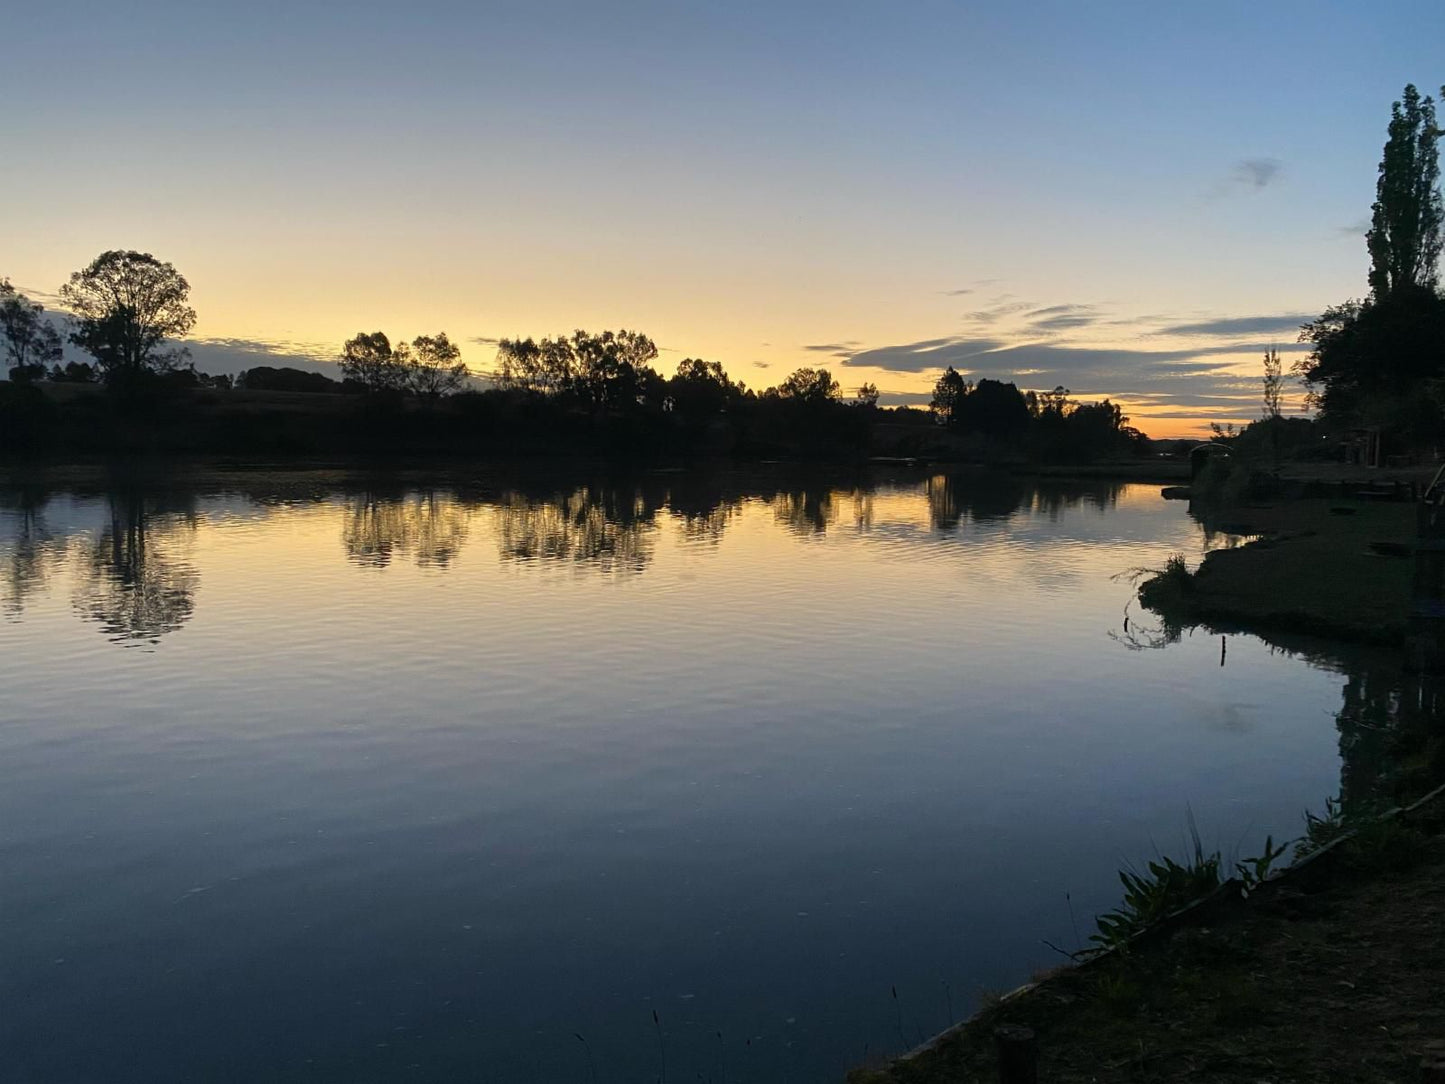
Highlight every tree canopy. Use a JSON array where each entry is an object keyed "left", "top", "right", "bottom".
[
  {"left": 340, "top": 331, "right": 408, "bottom": 392},
  {"left": 1299, "top": 83, "right": 1445, "bottom": 439},
  {"left": 401, "top": 333, "right": 468, "bottom": 398},
  {"left": 0, "top": 279, "right": 63, "bottom": 381},
  {"left": 59, "top": 251, "right": 196, "bottom": 384},
  {"left": 497, "top": 329, "right": 660, "bottom": 409},
  {"left": 775, "top": 367, "right": 840, "bottom": 404},
  {"left": 1367, "top": 84, "right": 1442, "bottom": 300}
]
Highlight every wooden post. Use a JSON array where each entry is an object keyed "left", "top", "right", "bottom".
[{"left": 994, "top": 1024, "right": 1037, "bottom": 1084}]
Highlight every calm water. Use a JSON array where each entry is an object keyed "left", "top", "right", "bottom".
[{"left": 0, "top": 468, "right": 1394, "bottom": 1081}]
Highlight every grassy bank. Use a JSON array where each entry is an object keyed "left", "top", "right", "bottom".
[
  {"left": 1138, "top": 497, "right": 1416, "bottom": 646},
  {"left": 849, "top": 789, "right": 1445, "bottom": 1083}
]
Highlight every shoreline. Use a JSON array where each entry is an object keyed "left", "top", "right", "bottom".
[
  {"left": 1137, "top": 496, "right": 1416, "bottom": 648},
  {"left": 0, "top": 455, "right": 1186, "bottom": 489},
  {"left": 849, "top": 780, "right": 1445, "bottom": 1083},
  {"left": 850, "top": 482, "right": 1442, "bottom": 1083}
]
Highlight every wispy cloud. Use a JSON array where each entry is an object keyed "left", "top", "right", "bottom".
[
  {"left": 1155, "top": 313, "right": 1314, "bottom": 337},
  {"left": 1205, "top": 157, "right": 1284, "bottom": 199},
  {"left": 10, "top": 283, "right": 66, "bottom": 308},
  {"left": 1023, "top": 303, "right": 1102, "bottom": 333},
  {"left": 1234, "top": 157, "right": 1281, "bottom": 189},
  {"left": 832, "top": 333, "right": 1307, "bottom": 414},
  {"left": 965, "top": 301, "right": 1032, "bottom": 324},
  {"left": 803, "top": 341, "right": 862, "bottom": 357}
]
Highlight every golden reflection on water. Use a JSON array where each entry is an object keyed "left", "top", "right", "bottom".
[
  {"left": 0, "top": 472, "right": 1136, "bottom": 646},
  {"left": 75, "top": 495, "right": 199, "bottom": 643},
  {"left": 343, "top": 491, "right": 474, "bottom": 569},
  {"left": 493, "top": 487, "right": 658, "bottom": 573}
]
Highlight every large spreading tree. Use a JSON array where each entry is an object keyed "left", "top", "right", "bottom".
[
  {"left": 59, "top": 251, "right": 196, "bottom": 384},
  {"left": 339, "top": 331, "right": 408, "bottom": 392},
  {"left": 401, "top": 332, "right": 468, "bottom": 398}
]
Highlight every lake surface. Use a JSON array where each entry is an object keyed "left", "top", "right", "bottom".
[{"left": 0, "top": 467, "right": 1402, "bottom": 1082}]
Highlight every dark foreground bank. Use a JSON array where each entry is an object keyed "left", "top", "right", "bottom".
[{"left": 849, "top": 785, "right": 1445, "bottom": 1083}]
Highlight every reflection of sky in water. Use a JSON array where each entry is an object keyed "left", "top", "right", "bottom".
[{"left": 0, "top": 473, "right": 1390, "bottom": 1082}]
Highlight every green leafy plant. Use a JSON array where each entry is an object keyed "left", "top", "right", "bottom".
[
  {"left": 1091, "top": 828, "right": 1222, "bottom": 952},
  {"left": 1235, "top": 835, "right": 1289, "bottom": 897},
  {"left": 1295, "top": 796, "right": 1349, "bottom": 859}
]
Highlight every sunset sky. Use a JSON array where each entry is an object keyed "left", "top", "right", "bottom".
[{"left": 4, "top": 1, "right": 1443, "bottom": 437}]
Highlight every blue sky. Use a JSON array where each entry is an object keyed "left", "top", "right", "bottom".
[{"left": 3, "top": 1, "right": 1442, "bottom": 434}]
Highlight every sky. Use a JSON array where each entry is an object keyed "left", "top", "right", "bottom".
[{"left": 3, "top": 1, "right": 1443, "bottom": 437}]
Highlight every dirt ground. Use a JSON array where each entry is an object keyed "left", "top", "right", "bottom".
[{"left": 849, "top": 800, "right": 1445, "bottom": 1083}]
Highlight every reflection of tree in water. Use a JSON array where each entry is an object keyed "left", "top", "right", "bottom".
[
  {"left": 927, "top": 474, "right": 1122, "bottom": 532},
  {"left": 925, "top": 474, "right": 1028, "bottom": 531},
  {"left": 847, "top": 489, "right": 874, "bottom": 531},
  {"left": 1029, "top": 481, "right": 1123, "bottom": 520},
  {"left": 0, "top": 488, "right": 67, "bottom": 617},
  {"left": 1333, "top": 664, "right": 1445, "bottom": 813},
  {"left": 665, "top": 478, "right": 738, "bottom": 546},
  {"left": 343, "top": 491, "right": 473, "bottom": 569},
  {"left": 771, "top": 488, "right": 836, "bottom": 536},
  {"left": 494, "top": 486, "right": 660, "bottom": 573},
  {"left": 75, "top": 493, "right": 198, "bottom": 644},
  {"left": 1108, "top": 604, "right": 1445, "bottom": 821}
]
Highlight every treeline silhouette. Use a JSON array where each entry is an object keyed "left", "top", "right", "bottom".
[
  {"left": 0, "top": 470, "right": 1124, "bottom": 641},
  {"left": 1, "top": 259, "right": 1148, "bottom": 461},
  {"left": 928, "top": 373, "right": 1148, "bottom": 462}
]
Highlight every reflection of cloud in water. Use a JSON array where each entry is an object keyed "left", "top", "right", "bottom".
[{"left": 343, "top": 492, "right": 474, "bottom": 569}]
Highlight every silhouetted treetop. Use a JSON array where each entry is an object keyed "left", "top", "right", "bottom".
[
  {"left": 496, "top": 329, "right": 661, "bottom": 410},
  {"left": 402, "top": 333, "right": 469, "bottom": 399},
  {"left": 1297, "top": 85, "right": 1445, "bottom": 437},
  {"left": 340, "top": 331, "right": 408, "bottom": 393},
  {"left": 59, "top": 251, "right": 196, "bottom": 384},
  {"left": 669, "top": 357, "right": 744, "bottom": 419},
  {"left": 1368, "top": 84, "right": 1442, "bottom": 300},
  {"left": 774, "top": 367, "right": 840, "bottom": 403},
  {"left": 0, "top": 278, "right": 64, "bottom": 382}
]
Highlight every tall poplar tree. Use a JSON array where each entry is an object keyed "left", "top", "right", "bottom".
[{"left": 1366, "top": 84, "right": 1442, "bottom": 299}]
